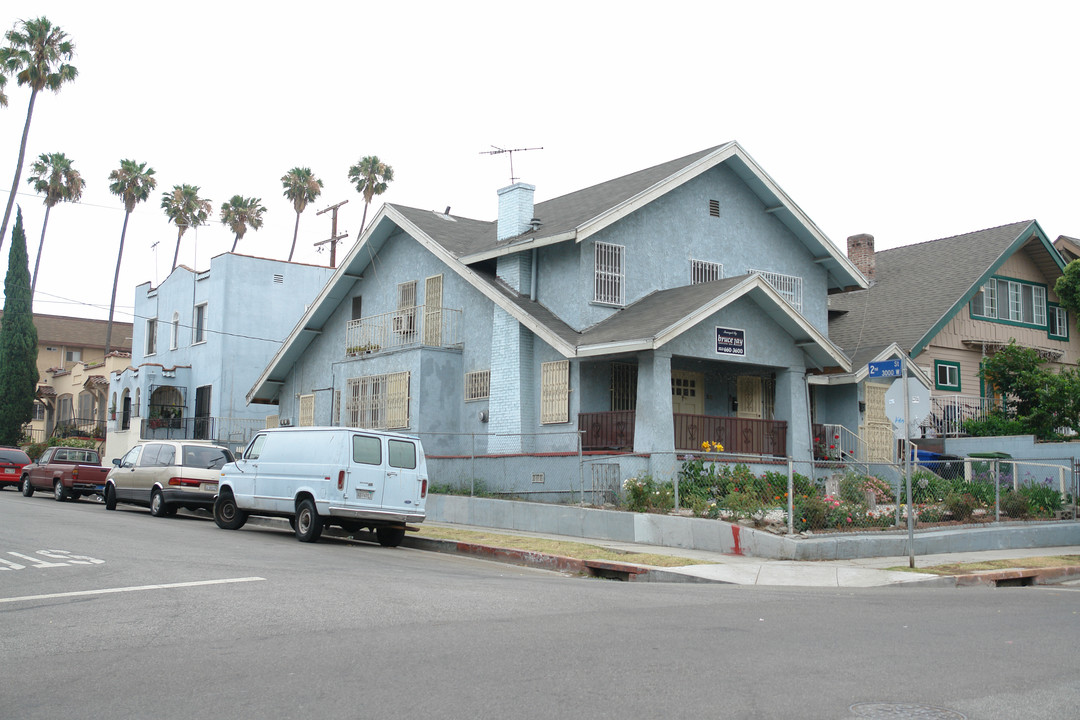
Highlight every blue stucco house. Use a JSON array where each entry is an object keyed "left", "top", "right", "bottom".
[
  {"left": 247, "top": 142, "right": 866, "bottom": 478},
  {"left": 105, "top": 253, "right": 335, "bottom": 459}
]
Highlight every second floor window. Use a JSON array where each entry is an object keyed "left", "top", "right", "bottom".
[
  {"left": 594, "top": 241, "right": 624, "bottom": 305},
  {"left": 193, "top": 303, "right": 207, "bottom": 343},
  {"left": 971, "top": 277, "right": 1047, "bottom": 327},
  {"left": 146, "top": 318, "right": 158, "bottom": 355},
  {"left": 1049, "top": 305, "right": 1069, "bottom": 339}
]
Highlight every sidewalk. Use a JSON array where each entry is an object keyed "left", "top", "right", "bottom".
[{"left": 246, "top": 516, "right": 1080, "bottom": 587}]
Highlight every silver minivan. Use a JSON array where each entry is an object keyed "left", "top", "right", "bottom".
[{"left": 214, "top": 427, "right": 428, "bottom": 545}]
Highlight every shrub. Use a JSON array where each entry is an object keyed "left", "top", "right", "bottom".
[
  {"left": 1019, "top": 482, "right": 1063, "bottom": 517},
  {"left": 840, "top": 472, "right": 895, "bottom": 504},
  {"left": 911, "top": 470, "right": 949, "bottom": 504},
  {"left": 916, "top": 505, "right": 946, "bottom": 523},
  {"left": 944, "top": 492, "right": 979, "bottom": 521},
  {"left": 622, "top": 476, "right": 675, "bottom": 514},
  {"left": 1000, "top": 490, "right": 1028, "bottom": 519},
  {"left": 719, "top": 490, "right": 769, "bottom": 524}
]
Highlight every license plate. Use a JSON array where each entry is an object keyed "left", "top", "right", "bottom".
[
  {"left": 355, "top": 489, "right": 374, "bottom": 500},
  {"left": 201, "top": 483, "right": 217, "bottom": 492},
  {"left": 3, "top": 468, "right": 14, "bottom": 474}
]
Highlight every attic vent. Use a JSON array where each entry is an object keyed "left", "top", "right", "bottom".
[
  {"left": 273, "top": 274, "right": 284, "bottom": 284},
  {"left": 709, "top": 199, "right": 720, "bottom": 217},
  {"left": 532, "top": 473, "right": 545, "bottom": 484}
]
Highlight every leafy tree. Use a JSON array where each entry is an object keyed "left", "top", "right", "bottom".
[
  {"left": 1053, "top": 260, "right": 1080, "bottom": 328},
  {"left": 26, "top": 151, "right": 84, "bottom": 297},
  {"left": 220, "top": 195, "right": 267, "bottom": 252},
  {"left": 105, "top": 159, "right": 157, "bottom": 354},
  {"left": 161, "top": 184, "right": 212, "bottom": 271},
  {"left": 347, "top": 155, "right": 394, "bottom": 234},
  {"left": 0, "top": 16, "right": 78, "bottom": 255},
  {"left": 0, "top": 208, "right": 39, "bottom": 445},
  {"left": 281, "top": 167, "right": 322, "bottom": 261}
]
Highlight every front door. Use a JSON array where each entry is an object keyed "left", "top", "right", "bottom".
[
  {"left": 194, "top": 385, "right": 211, "bottom": 440},
  {"left": 861, "top": 382, "right": 894, "bottom": 462},
  {"left": 671, "top": 371, "right": 704, "bottom": 415},
  {"left": 737, "top": 376, "right": 763, "bottom": 419}
]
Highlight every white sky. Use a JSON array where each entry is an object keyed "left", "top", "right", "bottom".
[{"left": 2, "top": 1, "right": 1079, "bottom": 326}]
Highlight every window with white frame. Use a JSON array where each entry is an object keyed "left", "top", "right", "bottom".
[
  {"left": 935, "top": 360, "right": 961, "bottom": 391},
  {"left": 65, "top": 349, "right": 82, "bottom": 363},
  {"left": 464, "top": 370, "right": 490, "bottom": 402},
  {"left": 193, "top": 303, "right": 207, "bottom": 344},
  {"left": 1049, "top": 304, "right": 1069, "bottom": 339},
  {"left": 691, "top": 259, "right": 723, "bottom": 285},
  {"left": 594, "top": 241, "right": 624, "bottom": 305},
  {"left": 171, "top": 312, "right": 180, "bottom": 349},
  {"left": 146, "top": 318, "right": 158, "bottom": 355},
  {"left": 971, "top": 277, "right": 1047, "bottom": 327},
  {"left": 541, "top": 360, "right": 570, "bottom": 424},
  {"left": 346, "top": 371, "right": 410, "bottom": 429},
  {"left": 749, "top": 269, "right": 803, "bottom": 312},
  {"left": 33, "top": 402, "right": 45, "bottom": 421},
  {"left": 394, "top": 281, "right": 417, "bottom": 335}
]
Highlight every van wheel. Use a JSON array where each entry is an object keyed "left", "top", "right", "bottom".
[
  {"left": 21, "top": 476, "right": 33, "bottom": 497},
  {"left": 54, "top": 480, "right": 69, "bottom": 502},
  {"left": 214, "top": 491, "right": 248, "bottom": 530},
  {"left": 376, "top": 526, "right": 405, "bottom": 548},
  {"left": 150, "top": 489, "right": 172, "bottom": 518},
  {"left": 104, "top": 484, "right": 117, "bottom": 510},
  {"left": 294, "top": 499, "right": 323, "bottom": 543}
]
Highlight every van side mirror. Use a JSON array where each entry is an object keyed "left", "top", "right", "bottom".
[{"left": 112, "top": 458, "right": 121, "bottom": 467}]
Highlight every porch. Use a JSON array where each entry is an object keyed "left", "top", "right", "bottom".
[{"left": 578, "top": 410, "right": 787, "bottom": 456}]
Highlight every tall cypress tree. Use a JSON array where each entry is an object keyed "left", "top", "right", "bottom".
[{"left": 0, "top": 207, "right": 39, "bottom": 445}]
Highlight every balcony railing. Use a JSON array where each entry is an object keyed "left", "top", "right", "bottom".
[
  {"left": 345, "top": 305, "right": 462, "bottom": 357},
  {"left": 919, "top": 394, "right": 1003, "bottom": 437},
  {"left": 578, "top": 410, "right": 787, "bottom": 457},
  {"left": 141, "top": 416, "right": 268, "bottom": 447},
  {"left": 53, "top": 416, "right": 106, "bottom": 441}
]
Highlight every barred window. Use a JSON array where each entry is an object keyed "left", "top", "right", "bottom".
[
  {"left": 541, "top": 360, "right": 570, "bottom": 424},
  {"left": 610, "top": 362, "right": 637, "bottom": 411},
  {"left": 465, "top": 370, "right": 490, "bottom": 402},
  {"left": 346, "top": 371, "right": 411, "bottom": 429},
  {"left": 298, "top": 394, "right": 315, "bottom": 427},
  {"left": 749, "top": 268, "right": 803, "bottom": 312},
  {"left": 691, "top": 259, "right": 723, "bottom": 285},
  {"left": 594, "top": 241, "right": 624, "bottom": 305},
  {"left": 395, "top": 281, "right": 417, "bottom": 336}
]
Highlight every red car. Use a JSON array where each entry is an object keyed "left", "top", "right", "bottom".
[{"left": 0, "top": 447, "right": 31, "bottom": 490}]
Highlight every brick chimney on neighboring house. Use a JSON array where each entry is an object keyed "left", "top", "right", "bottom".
[{"left": 847, "top": 233, "right": 875, "bottom": 285}]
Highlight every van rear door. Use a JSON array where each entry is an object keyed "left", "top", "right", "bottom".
[
  {"left": 382, "top": 437, "right": 421, "bottom": 512},
  {"left": 345, "top": 433, "right": 385, "bottom": 509}
]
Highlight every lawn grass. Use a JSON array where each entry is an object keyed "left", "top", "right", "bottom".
[
  {"left": 886, "top": 555, "right": 1080, "bottom": 575},
  {"left": 414, "top": 525, "right": 711, "bottom": 567}
]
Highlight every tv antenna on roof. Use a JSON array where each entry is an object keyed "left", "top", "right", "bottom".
[{"left": 480, "top": 145, "right": 543, "bottom": 184}]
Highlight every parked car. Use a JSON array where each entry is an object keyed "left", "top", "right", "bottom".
[
  {"left": 20, "top": 446, "right": 110, "bottom": 501},
  {"left": 104, "top": 441, "right": 234, "bottom": 517},
  {"left": 215, "top": 427, "right": 428, "bottom": 545},
  {"left": 1, "top": 446, "right": 31, "bottom": 490}
]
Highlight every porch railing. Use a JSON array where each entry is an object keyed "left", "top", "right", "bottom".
[
  {"left": 579, "top": 410, "right": 787, "bottom": 456},
  {"left": 674, "top": 413, "right": 787, "bottom": 456},
  {"left": 919, "top": 394, "right": 1002, "bottom": 437},
  {"left": 344, "top": 305, "right": 462, "bottom": 357},
  {"left": 579, "top": 410, "right": 636, "bottom": 451}
]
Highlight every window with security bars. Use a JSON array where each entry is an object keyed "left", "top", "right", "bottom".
[
  {"left": 346, "top": 371, "right": 410, "bottom": 429},
  {"left": 541, "top": 360, "right": 570, "bottom": 424},
  {"left": 465, "top": 370, "right": 490, "bottom": 402},
  {"left": 298, "top": 395, "right": 315, "bottom": 426},
  {"left": 610, "top": 363, "right": 637, "bottom": 411},
  {"left": 594, "top": 242, "right": 624, "bottom": 305},
  {"left": 395, "top": 281, "right": 417, "bottom": 335},
  {"left": 749, "top": 269, "right": 803, "bottom": 312},
  {"left": 691, "top": 259, "right": 723, "bottom": 285}
]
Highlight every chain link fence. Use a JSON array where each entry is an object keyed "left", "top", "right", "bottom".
[{"left": 420, "top": 432, "right": 1079, "bottom": 536}]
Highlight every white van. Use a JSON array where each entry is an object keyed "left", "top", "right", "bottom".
[{"left": 214, "top": 427, "right": 428, "bottom": 545}]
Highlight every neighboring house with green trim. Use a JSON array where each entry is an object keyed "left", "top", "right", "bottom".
[{"left": 812, "top": 221, "right": 1076, "bottom": 461}]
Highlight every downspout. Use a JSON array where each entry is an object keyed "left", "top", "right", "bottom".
[{"left": 530, "top": 248, "right": 538, "bottom": 301}]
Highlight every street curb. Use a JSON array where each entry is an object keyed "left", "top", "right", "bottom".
[{"left": 951, "top": 565, "right": 1080, "bottom": 587}]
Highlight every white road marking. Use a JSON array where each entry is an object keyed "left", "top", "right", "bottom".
[{"left": 0, "top": 576, "right": 266, "bottom": 604}]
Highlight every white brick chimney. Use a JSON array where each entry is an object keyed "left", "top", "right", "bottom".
[{"left": 497, "top": 182, "right": 535, "bottom": 241}]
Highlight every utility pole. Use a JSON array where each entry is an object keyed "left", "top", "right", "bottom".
[{"left": 315, "top": 200, "right": 349, "bottom": 268}]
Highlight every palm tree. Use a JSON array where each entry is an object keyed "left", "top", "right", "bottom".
[
  {"left": 105, "top": 159, "right": 156, "bottom": 354},
  {"left": 26, "top": 151, "right": 84, "bottom": 298},
  {"left": 0, "top": 16, "right": 78, "bottom": 255},
  {"left": 161, "top": 184, "right": 212, "bottom": 271},
  {"left": 281, "top": 167, "right": 322, "bottom": 261},
  {"left": 0, "top": 73, "right": 8, "bottom": 107},
  {"left": 220, "top": 195, "right": 267, "bottom": 253},
  {"left": 347, "top": 156, "right": 394, "bottom": 235}
]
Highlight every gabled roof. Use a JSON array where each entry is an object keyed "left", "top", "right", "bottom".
[
  {"left": 0, "top": 312, "right": 133, "bottom": 352},
  {"left": 1054, "top": 235, "right": 1080, "bottom": 264},
  {"left": 248, "top": 144, "right": 860, "bottom": 403},
  {"left": 808, "top": 342, "right": 933, "bottom": 389},
  {"left": 828, "top": 220, "right": 1065, "bottom": 362}
]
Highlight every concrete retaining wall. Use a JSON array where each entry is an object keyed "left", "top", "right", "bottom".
[{"left": 427, "top": 494, "right": 1080, "bottom": 561}]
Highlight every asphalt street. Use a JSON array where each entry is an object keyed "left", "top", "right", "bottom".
[{"left": 2, "top": 489, "right": 1078, "bottom": 720}]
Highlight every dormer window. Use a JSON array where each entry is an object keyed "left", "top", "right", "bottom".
[{"left": 594, "top": 241, "right": 624, "bottom": 306}]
